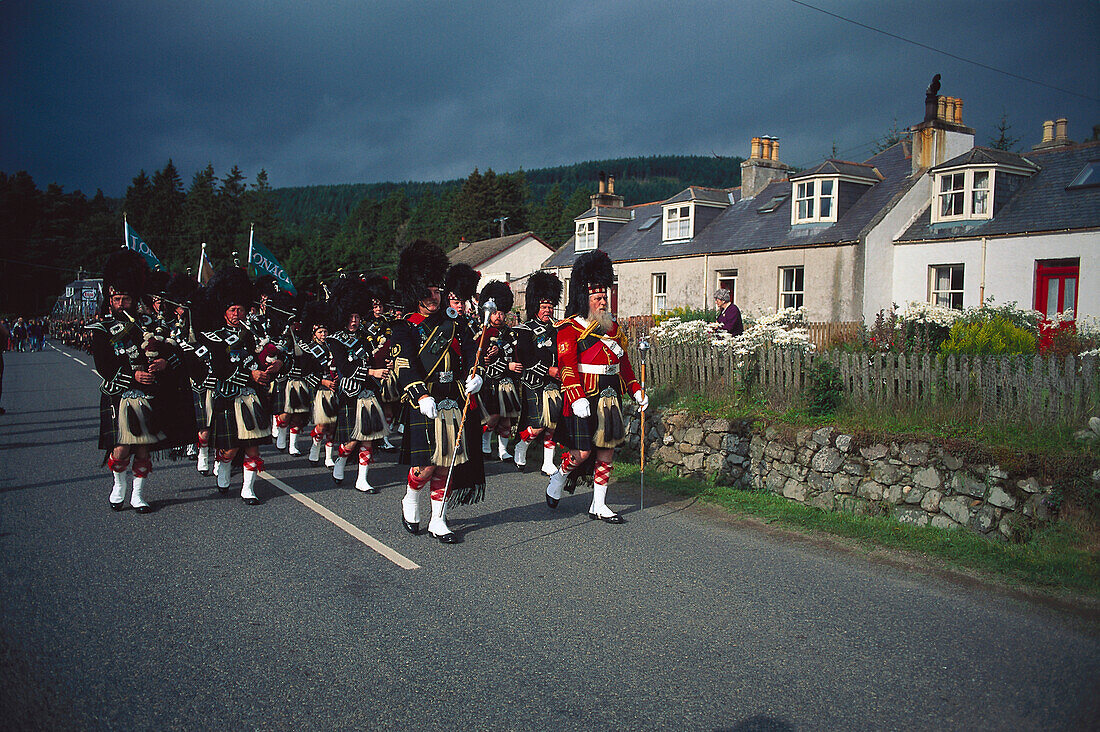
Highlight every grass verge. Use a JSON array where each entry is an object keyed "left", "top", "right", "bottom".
[{"left": 615, "top": 462, "right": 1100, "bottom": 599}]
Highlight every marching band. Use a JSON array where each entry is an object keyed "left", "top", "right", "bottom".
[{"left": 89, "top": 242, "right": 644, "bottom": 542}]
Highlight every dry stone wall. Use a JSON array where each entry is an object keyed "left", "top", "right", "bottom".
[{"left": 626, "top": 408, "right": 1069, "bottom": 540}]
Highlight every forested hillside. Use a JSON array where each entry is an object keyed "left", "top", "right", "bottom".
[{"left": 1, "top": 154, "right": 743, "bottom": 315}]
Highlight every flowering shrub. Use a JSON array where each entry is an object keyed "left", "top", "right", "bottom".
[
  {"left": 940, "top": 315, "right": 1038, "bottom": 356},
  {"left": 653, "top": 306, "right": 714, "bottom": 325},
  {"left": 648, "top": 307, "right": 814, "bottom": 365}
]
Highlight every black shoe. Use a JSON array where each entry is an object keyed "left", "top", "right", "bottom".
[
  {"left": 309, "top": 458, "right": 320, "bottom": 466},
  {"left": 217, "top": 485, "right": 229, "bottom": 494},
  {"left": 333, "top": 476, "right": 344, "bottom": 485},
  {"left": 589, "top": 512, "right": 625, "bottom": 524},
  {"left": 514, "top": 462, "right": 526, "bottom": 473},
  {"left": 110, "top": 501, "right": 124, "bottom": 511},
  {"left": 200, "top": 469, "right": 212, "bottom": 476},
  {"left": 546, "top": 492, "right": 559, "bottom": 509},
  {"left": 134, "top": 504, "right": 153, "bottom": 514},
  {"left": 402, "top": 512, "right": 420, "bottom": 535},
  {"left": 429, "top": 529, "right": 458, "bottom": 544},
  {"left": 243, "top": 497, "right": 260, "bottom": 506},
  {"left": 365, "top": 486, "right": 380, "bottom": 494}
]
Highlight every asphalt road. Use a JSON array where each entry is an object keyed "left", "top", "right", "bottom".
[{"left": 1, "top": 345, "right": 1098, "bottom": 731}]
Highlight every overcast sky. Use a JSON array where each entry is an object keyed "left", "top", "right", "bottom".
[{"left": 2, "top": 0, "right": 1097, "bottom": 198}]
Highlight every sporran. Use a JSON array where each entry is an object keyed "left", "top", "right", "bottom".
[
  {"left": 233, "top": 388, "right": 270, "bottom": 441},
  {"left": 350, "top": 391, "right": 387, "bottom": 441},
  {"left": 117, "top": 391, "right": 165, "bottom": 445},
  {"left": 429, "top": 398, "right": 467, "bottom": 467},
  {"left": 312, "top": 388, "right": 338, "bottom": 425},
  {"left": 593, "top": 387, "right": 626, "bottom": 449}
]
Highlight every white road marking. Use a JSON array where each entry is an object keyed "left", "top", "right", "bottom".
[{"left": 259, "top": 471, "right": 421, "bottom": 571}]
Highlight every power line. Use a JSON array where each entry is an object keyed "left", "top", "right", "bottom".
[{"left": 787, "top": 0, "right": 1100, "bottom": 103}]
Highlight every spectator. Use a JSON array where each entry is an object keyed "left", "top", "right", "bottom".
[
  {"left": 715, "top": 288, "right": 743, "bottom": 337},
  {"left": 12, "top": 318, "right": 27, "bottom": 352}
]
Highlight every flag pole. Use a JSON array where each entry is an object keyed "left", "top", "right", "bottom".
[
  {"left": 247, "top": 223, "right": 254, "bottom": 275},
  {"left": 122, "top": 213, "right": 129, "bottom": 249},
  {"left": 197, "top": 242, "right": 206, "bottom": 283}
]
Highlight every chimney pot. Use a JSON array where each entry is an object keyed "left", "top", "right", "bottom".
[
  {"left": 1042, "top": 120, "right": 1054, "bottom": 143},
  {"left": 937, "top": 96, "right": 947, "bottom": 121},
  {"left": 608, "top": 175, "right": 615, "bottom": 194},
  {"left": 944, "top": 97, "right": 956, "bottom": 124},
  {"left": 751, "top": 137, "right": 762, "bottom": 159},
  {"left": 770, "top": 138, "right": 780, "bottom": 161},
  {"left": 1055, "top": 118, "right": 1068, "bottom": 140},
  {"left": 953, "top": 98, "right": 963, "bottom": 124},
  {"left": 598, "top": 171, "right": 606, "bottom": 194},
  {"left": 761, "top": 138, "right": 773, "bottom": 160}
]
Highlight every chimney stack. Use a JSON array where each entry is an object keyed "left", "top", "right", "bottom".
[
  {"left": 740, "top": 134, "right": 789, "bottom": 199},
  {"left": 589, "top": 171, "right": 625, "bottom": 209},
  {"left": 910, "top": 80, "right": 974, "bottom": 175},
  {"left": 1033, "top": 118, "right": 1074, "bottom": 150}
]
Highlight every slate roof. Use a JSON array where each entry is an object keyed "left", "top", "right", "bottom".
[
  {"left": 574, "top": 205, "right": 633, "bottom": 221},
  {"left": 931, "top": 146, "right": 1038, "bottom": 171},
  {"left": 898, "top": 141, "right": 1100, "bottom": 242},
  {"left": 449, "top": 231, "right": 554, "bottom": 268},
  {"left": 663, "top": 186, "right": 736, "bottom": 206},
  {"left": 545, "top": 141, "right": 917, "bottom": 268},
  {"left": 790, "top": 160, "right": 882, "bottom": 182}
]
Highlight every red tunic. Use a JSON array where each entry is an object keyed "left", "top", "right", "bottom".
[{"left": 556, "top": 316, "right": 640, "bottom": 416}]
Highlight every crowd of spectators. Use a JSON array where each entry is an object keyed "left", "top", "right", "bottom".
[{"left": 1, "top": 317, "right": 51, "bottom": 352}]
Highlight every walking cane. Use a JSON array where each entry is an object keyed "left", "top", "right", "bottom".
[
  {"left": 439, "top": 298, "right": 496, "bottom": 518},
  {"left": 637, "top": 337, "right": 650, "bottom": 510}
]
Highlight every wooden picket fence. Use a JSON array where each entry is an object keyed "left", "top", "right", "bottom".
[{"left": 634, "top": 343, "right": 1100, "bottom": 424}]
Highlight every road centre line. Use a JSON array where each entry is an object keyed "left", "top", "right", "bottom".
[{"left": 259, "top": 471, "right": 420, "bottom": 571}]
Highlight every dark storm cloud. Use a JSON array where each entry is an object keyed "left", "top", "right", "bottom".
[{"left": 2, "top": 0, "right": 1097, "bottom": 197}]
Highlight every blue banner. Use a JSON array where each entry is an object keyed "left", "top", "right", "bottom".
[
  {"left": 249, "top": 238, "right": 296, "bottom": 294},
  {"left": 124, "top": 222, "right": 166, "bottom": 272}
]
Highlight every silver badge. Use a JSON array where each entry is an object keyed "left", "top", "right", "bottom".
[{"left": 446, "top": 307, "right": 458, "bottom": 319}]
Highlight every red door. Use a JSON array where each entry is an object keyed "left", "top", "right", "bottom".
[{"left": 1035, "top": 259, "right": 1079, "bottom": 319}]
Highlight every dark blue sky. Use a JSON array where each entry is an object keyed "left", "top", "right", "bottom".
[{"left": 2, "top": 0, "right": 1097, "bottom": 197}]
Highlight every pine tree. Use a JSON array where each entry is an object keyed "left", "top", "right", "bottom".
[
  {"left": 183, "top": 164, "right": 219, "bottom": 263},
  {"left": 989, "top": 112, "right": 1020, "bottom": 151},
  {"left": 217, "top": 165, "right": 247, "bottom": 260},
  {"left": 148, "top": 159, "right": 185, "bottom": 262},
  {"left": 125, "top": 170, "right": 154, "bottom": 233}
]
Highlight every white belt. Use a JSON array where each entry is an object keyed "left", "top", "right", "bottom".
[{"left": 579, "top": 363, "right": 619, "bottom": 375}]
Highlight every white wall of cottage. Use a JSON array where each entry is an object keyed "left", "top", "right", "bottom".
[
  {"left": 474, "top": 236, "right": 556, "bottom": 297},
  {"left": 861, "top": 173, "right": 934, "bottom": 322},
  {"left": 891, "top": 230, "right": 1100, "bottom": 318}
]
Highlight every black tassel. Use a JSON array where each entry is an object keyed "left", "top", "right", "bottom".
[
  {"left": 367, "top": 404, "right": 385, "bottom": 434},
  {"left": 125, "top": 405, "right": 143, "bottom": 437},
  {"left": 600, "top": 403, "right": 613, "bottom": 431},
  {"left": 240, "top": 403, "right": 256, "bottom": 431},
  {"left": 358, "top": 404, "right": 369, "bottom": 433},
  {"left": 140, "top": 403, "right": 156, "bottom": 434},
  {"left": 290, "top": 386, "right": 306, "bottom": 411},
  {"left": 609, "top": 406, "right": 624, "bottom": 441},
  {"left": 251, "top": 402, "right": 266, "bottom": 429}
]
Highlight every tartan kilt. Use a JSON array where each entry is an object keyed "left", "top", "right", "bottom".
[
  {"left": 517, "top": 384, "right": 561, "bottom": 432},
  {"left": 398, "top": 400, "right": 486, "bottom": 505},
  {"left": 98, "top": 393, "right": 176, "bottom": 451},
  {"left": 332, "top": 388, "right": 382, "bottom": 443},
  {"left": 97, "top": 394, "right": 122, "bottom": 450},
  {"left": 556, "top": 412, "right": 595, "bottom": 452},
  {"left": 193, "top": 388, "right": 213, "bottom": 430},
  {"left": 209, "top": 395, "right": 270, "bottom": 451},
  {"left": 269, "top": 379, "right": 287, "bottom": 415}
]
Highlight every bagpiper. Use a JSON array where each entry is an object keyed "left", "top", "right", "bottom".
[
  {"left": 512, "top": 270, "right": 564, "bottom": 475},
  {"left": 445, "top": 263, "right": 481, "bottom": 342},
  {"left": 327, "top": 275, "right": 390, "bottom": 492},
  {"left": 264, "top": 290, "right": 312, "bottom": 456},
  {"left": 478, "top": 280, "right": 522, "bottom": 461},
  {"left": 390, "top": 240, "right": 485, "bottom": 543},
  {"left": 297, "top": 300, "right": 338, "bottom": 466},
  {"left": 195, "top": 267, "right": 279, "bottom": 505},
  {"left": 88, "top": 250, "right": 190, "bottom": 513},
  {"left": 546, "top": 250, "right": 648, "bottom": 523}
]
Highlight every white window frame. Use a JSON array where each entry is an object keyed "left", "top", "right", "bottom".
[
  {"left": 778, "top": 266, "right": 804, "bottom": 309},
  {"left": 652, "top": 273, "right": 668, "bottom": 315},
  {"left": 716, "top": 269, "right": 737, "bottom": 303},
  {"left": 929, "top": 264, "right": 964, "bottom": 310},
  {"left": 932, "top": 168, "right": 994, "bottom": 223},
  {"left": 663, "top": 204, "right": 692, "bottom": 241},
  {"left": 575, "top": 220, "right": 596, "bottom": 251},
  {"left": 791, "top": 177, "right": 837, "bottom": 224}
]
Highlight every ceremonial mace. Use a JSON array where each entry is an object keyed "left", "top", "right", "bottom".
[
  {"left": 638, "top": 337, "right": 651, "bottom": 510},
  {"left": 438, "top": 297, "right": 496, "bottom": 518}
]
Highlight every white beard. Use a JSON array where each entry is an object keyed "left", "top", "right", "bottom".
[{"left": 588, "top": 310, "right": 614, "bottom": 334}]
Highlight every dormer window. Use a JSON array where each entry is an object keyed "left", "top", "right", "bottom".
[
  {"left": 664, "top": 205, "right": 692, "bottom": 241},
  {"left": 575, "top": 220, "right": 596, "bottom": 252},
  {"left": 933, "top": 168, "right": 992, "bottom": 222},
  {"left": 792, "top": 178, "right": 836, "bottom": 224}
]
